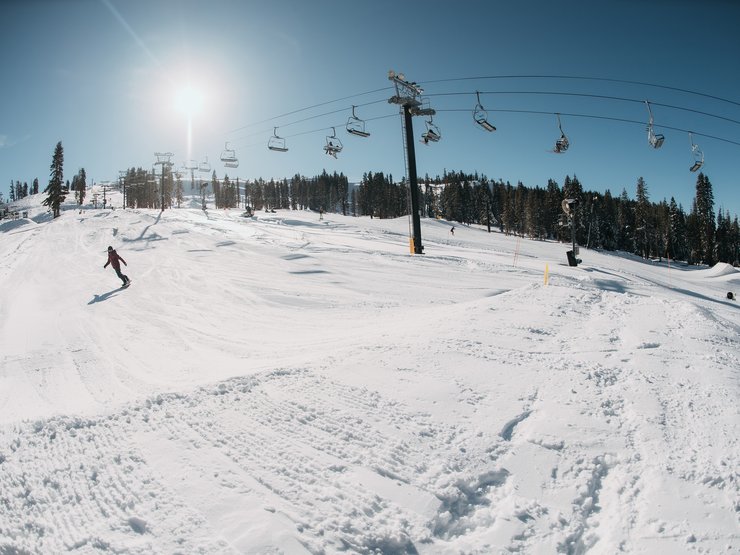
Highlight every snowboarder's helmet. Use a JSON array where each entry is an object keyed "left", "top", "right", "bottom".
[{"left": 107, "top": 246, "right": 113, "bottom": 251}]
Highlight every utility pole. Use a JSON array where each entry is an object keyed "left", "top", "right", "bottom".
[
  {"left": 154, "top": 152, "right": 174, "bottom": 211},
  {"left": 388, "top": 70, "right": 435, "bottom": 255}
]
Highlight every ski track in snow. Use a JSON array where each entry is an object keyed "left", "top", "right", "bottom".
[
  {"left": 1, "top": 370, "right": 508, "bottom": 553},
  {"left": 1, "top": 196, "right": 738, "bottom": 554}
]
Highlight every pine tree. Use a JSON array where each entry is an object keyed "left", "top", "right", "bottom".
[
  {"left": 686, "top": 200, "right": 701, "bottom": 264},
  {"left": 616, "top": 188, "right": 634, "bottom": 252},
  {"left": 32, "top": 178, "right": 39, "bottom": 195},
  {"left": 43, "top": 141, "right": 65, "bottom": 218},
  {"left": 731, "top": 216, "right": 740, "bottom": 266},
  {"left": 75, "top": 168, "right": 87, "bottom": 205},
  {"left": 545, "top": 179, "right": 561, "bottom": 241},
  {"left": 668, "top": 198, "right": 687, "bottom": 261},
  {"left": 634, "top": 177, "right": 650, "bottom": 258},
  {"left": 175, "top": 172, "right": 183, "bottom": 208},
  {"left": 694, "top": 173, "right": 716, "bottom": 265},
  {"left": 715, "top": 208, "right": 734, "bottom": 264}
]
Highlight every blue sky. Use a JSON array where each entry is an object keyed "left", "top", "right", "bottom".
[{"left": 2, "top": 0, "right": 739, "bottom": 215}]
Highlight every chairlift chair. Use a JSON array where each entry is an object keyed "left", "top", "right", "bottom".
[
  {"left": 220, "top": 142, "right": 239, "bottom": 168},
  {"left": 198, "top": 156, "right": 211, "bottom": 173},
  {"left": 346, "top": 105, "right": 370, "bottom": 138},
  {"left": 323, "top": 127, "right": 343, "bottom": 158},
  {"left": 553, "top": 113, "right": 569, "bottom": 153},
  {"left": 645, "top": 101, "right": 665, "bottom": 149},
  {"left": 421, "top": 116, "right": 441, "bottom": 145},
  {"left": 268, "top": 127, "right": 288, "bottom": 152},
  {"left": 689, "top": 132, "right": 704, "bottom": 172},
  {"left": 473, "top": 91, "right": 496, "bottom": 132}
]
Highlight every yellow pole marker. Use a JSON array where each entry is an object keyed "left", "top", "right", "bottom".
[{"left": 544, "top": 264, "right": 549, "bottom": 285}]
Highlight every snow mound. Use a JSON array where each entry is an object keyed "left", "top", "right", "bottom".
[
  {"left": 690, "top": 262, "right": 740, "bottom": 287},
  {"left": 702, "top": 262, "right": 739, "bottom": 278}
]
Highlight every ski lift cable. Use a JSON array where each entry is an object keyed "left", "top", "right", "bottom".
[
  {"left": 233, "top": 99, "right": 740, "bottom": 152},
  {"left": 229, "top": 86, "right": 738, "bottom": 148},
  {"left": 433, "top": 108, "right": 740, "bottom": 147},
  {"left": 242, "top": 105, "right": 740, "bottom": 153},
  {"left": 230, "top": 75, "right": 740, "bottom": 137},
  {"left": 228, "top": 86, "right": 393, "bottom": 133},
  {"left": 426, "top": 91, "right": 740, "bottom": 127},
  {"left": 232, "top": 114, "right": 400, "bottom": 151},
  {"left": 417, "top": 74, "right": 740, "bottom": 109},
  {"left": 223, "top": 77, "right": 737, "bottom": 151},
  {"left": 229, "top": 98, "right": 390, "bottom": 144},
  {"left": 282, "top": 114, "right": 397, "bottom": 140}
]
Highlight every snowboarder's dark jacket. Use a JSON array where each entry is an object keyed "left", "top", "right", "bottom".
[{"left": 104, "top": 249, "right": 126, "bottom": 271}]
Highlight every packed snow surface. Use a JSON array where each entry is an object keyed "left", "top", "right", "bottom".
[{"left": 1, "top": 191, "right": 738, "bottom": 554}]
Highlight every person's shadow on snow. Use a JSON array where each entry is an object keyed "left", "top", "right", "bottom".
[{"left": 88, "top": 288, "right": 124, "bottom": 304}]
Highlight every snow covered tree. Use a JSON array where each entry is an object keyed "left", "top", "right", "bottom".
[
  {"left": 32, "top": 178, "right": 39, "bottom": 195},
  {"left": 43, "top": 141, "right": 66, "bottom": 218}
]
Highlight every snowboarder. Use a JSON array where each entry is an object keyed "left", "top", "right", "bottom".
[{"left": 104, "top": 246, "right": 130, "bottom": 287}]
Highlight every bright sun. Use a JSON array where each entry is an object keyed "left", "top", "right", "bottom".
[{"left": 174, "top": 85, "right": 204, "bottom": 116}]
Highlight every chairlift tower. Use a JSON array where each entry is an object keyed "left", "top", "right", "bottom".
[
  {"left": 118, "top": 170, "right": 127, "bottom": 209},
  {"left": 101, "top": 183, "right": 111, "bottom": 208},
  {"left": 183, "top": 160, "right": 198, "bottom": 193},
  {"left": 388, "top": 70, "right": 434, "bottom": 255},
  {"left": 154, "top": 152, "right": 174, "bottom": 211}
]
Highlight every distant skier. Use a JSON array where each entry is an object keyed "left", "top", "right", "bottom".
[
  {"left": 450, "top": 226, "right": 455, "bottom": 236},
  {"left": 104, "top": 246, "right": 130, "bottom": 287}
]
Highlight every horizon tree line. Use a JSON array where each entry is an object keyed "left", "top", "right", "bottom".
[{"left": 15, "top": 141, "right": 740, "bottom": 266}]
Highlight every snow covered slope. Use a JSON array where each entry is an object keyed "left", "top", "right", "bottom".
[{"left": 1, "top": 192, "right": 738, "bottom": 554}]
